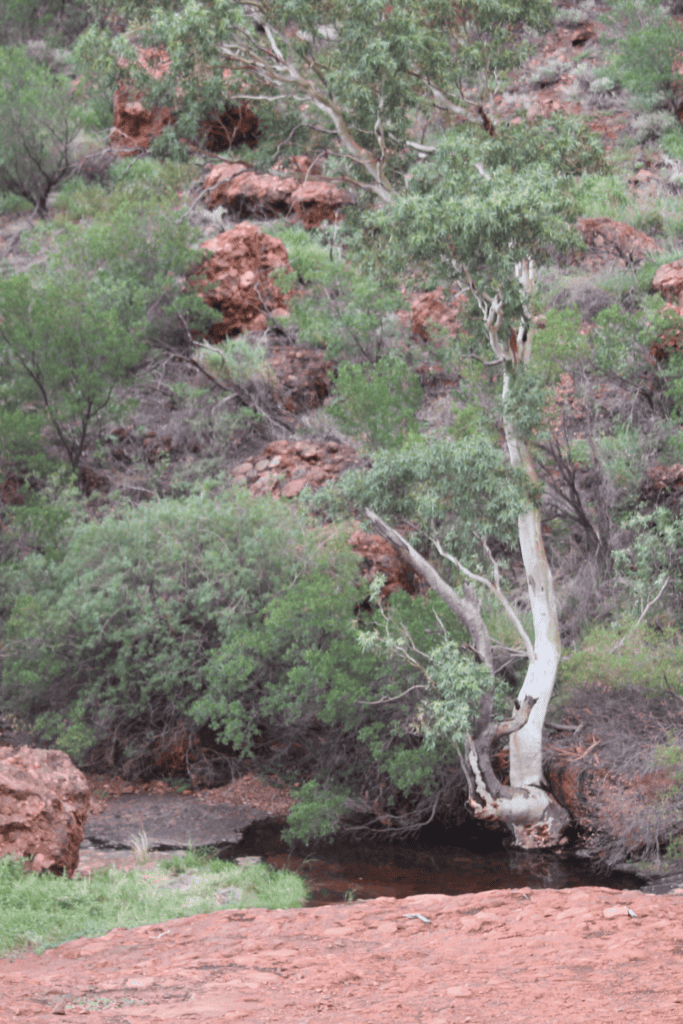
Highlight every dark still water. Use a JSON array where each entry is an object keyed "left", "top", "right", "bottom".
[{"left": 234, "top": 819, "right": 643, "bottom": 906}]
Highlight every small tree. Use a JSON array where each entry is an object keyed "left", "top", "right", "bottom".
[
  {"left": 0, "top": 270, "right": 144, "bottom": 471},
  {"left": 0, "top": 195, "right": 213, "bottom": 471},
  {"left": 0, "top": 46, "right": 84, "bottom": 217},
  {"left": 306, "top": 119, "right": 604, "bottom": 846}
]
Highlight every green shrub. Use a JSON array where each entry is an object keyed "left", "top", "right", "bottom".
[
  {"left": 558, "top": 621, "right": 683, "bottom": 695},
  {"left": 0, "top": 269, "right": 145, "bottom": 471},
  {"left": 269, "top": 223, "right": 409, "bottom": 364},
  {"left": 631, "top": 111, "right": 680, "bottom": 145},
  {"left": 1, "top": 487, "right": 484, "bottom": 839},
  {"left": 329, "top": 354, "right": 423, "bottom": 450},
  {"left": 0, "top": 193, "right": 217, "bottom": 471},
  {"left": 0, "top": 45, "right": 84, "bottom": 216},
  {"left": 613, "top": 506, "right": 683, "bottom": 615},
  {"left": 606, "top": 0, "right": 683, "bottom": 109},
  {"left": 1, "top": 490, "right": 349, "bottom": 761}
]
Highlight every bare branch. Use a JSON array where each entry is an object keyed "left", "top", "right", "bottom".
[
  {"left": 431, "top": 536, "right": 534, "bottom": 662},
  {"left": 364, "top": 509, "right": 494, "bottom": 670},
  {"left": 358, "top": 683, "right": 428, "bottom": 706}
]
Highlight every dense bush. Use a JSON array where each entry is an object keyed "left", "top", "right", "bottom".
[
  {"left": 270, "top": 223, "right": 409, "bottom": 365},
  {"left": 0, "top": 193, "right": 217, "bottom": 471},
  {"left": 0, "top": 488, "right": 486, "bottom": 841},
  {"left": 0, "top": 45, "right": 84, "bottom": 216},
  {"left": 328, "top": 354, "right": 424, "bottom": 450}
]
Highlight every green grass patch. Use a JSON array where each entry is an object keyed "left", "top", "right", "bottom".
[
  {"left": 0, "top": 847, "right": 308, "bottom": 958},
  {"left": 558, "top": 620, "right": 683, "bottom": 696}
]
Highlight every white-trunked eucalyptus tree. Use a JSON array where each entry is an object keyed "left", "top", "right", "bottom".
[{"left": 362, "top": 128, "right": 595, "bottom": 846}]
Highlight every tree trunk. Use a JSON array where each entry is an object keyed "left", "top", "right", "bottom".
[{"left": 494, "top": 389, "right": 570, "bottom": 846}]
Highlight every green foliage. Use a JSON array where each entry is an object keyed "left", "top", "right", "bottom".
[
  {"left": 661, "top": 129, "right": 683, "bottom": 163},
  {"left": 1, "top": 2, "right": 92, "bottom": 46},
  {"left": 605, "top": 0, "right": 683, "bottom": 108},
  {"left": 479, "top": 114, "right": 608, "bottom": 178},
  {"left": 53, "top": 157, "right": 200, "bottom": 224},
  {"left": 502, "top": 363, "right": 553, "bottom": 442},
  {"left": 631, "top": 111, "right": 680, "bottom": 145},
  {"left": 195, "top": 334, "right": 272, "bottom": 387},
  {"left": 305, "top": 433, "right": 526, "bottom": 570},
  {"left": 419, "top": 641, "right": 503, "bottom": 751},
  {"left": 0, "top": 1, "right": 43, "bottom": 44},
  {"left": 1, "top": 486, "right": 484, "bottom": 840},
  {"left": 0, "top": 406, "right": 57, "bottom": 479},
  {"left": 0, "top": 191, "right": 216, "bottom": 470},
  {"left": 368, "top": 118, "right": 597, "bottom": 346},
  {"left": 329, "top": 355, "right": 423, "bottom": 450},
  {"left": 0, "top": 45, "right": 84, "bottom": 216},
  {"left": 270, "top": 223, "right": 409, "bottom": 364},
  {"left": 589, "top": 302, "right": 667, "bottom": 393},
  {"left": 0, "top": 270, "right": 144, "bottom": 470},
  {"left": 614, "top": 507, "right": 683, "bottom": 614},
  {"left": 79, "top": 0, "right": 552, "bottom": 190},
  {"left": 0, "top": 472, "right": 82, "bottom": 571},
  {"left": 654, "top": 739, "right": 683, "bottom": 791},
  {"left": 558, "top": 621, "right": 683, "bottom": 695},
  {"left": 573, "top": 173, "right": 631, "bottom": 222},
  {"left": 533, "top": 306, "right": 588, "bottom": 373},
  {"left": 1, "top": 490, "right": 348, "bottom": 760},
  {"left": 282, "top": 783, "right": 350, "bottom": 845},
  {"left": 0, "top": 851, "right": 307, "bottom": 956}
]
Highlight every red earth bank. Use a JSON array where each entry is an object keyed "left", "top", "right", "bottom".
[{"left": 2, "top": 885, "right": 682, "bottom": 1022}]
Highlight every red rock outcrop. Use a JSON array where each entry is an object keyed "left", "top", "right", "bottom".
[
  {"left": 193, "top": 223, "right": 291, "bottom": 339},
  {"left": 111, "top": 47, "right": 258, "bottom": 155},
  {"left": 407, "top": 287, "right": 467, "bottom": 343},
  {"left": 111, "top": 85, "right": 175, "bottom": 154},
  {"left": 652, "top": 258, "right": 683, "bottom": 306},
  {"left": 231, "top": 438, "right": 362, "bottom": 498},
  {"left": 3, "top": 887, "right": 682, "bottom": 1022},
  {"left": 111, "top": 47, "right": 175, "bottom": 154},
  {"left": 203, "top": 161, "right": 353, "bottom": 228},
  {"left": 0, "top": 746, "right": 90, "bottom": 877},
  {"left": 349, "top": 529, "right": 427, "bottom": 598},
  {"left": 574, "top": 217, "right": 662, "bottom": 267}
]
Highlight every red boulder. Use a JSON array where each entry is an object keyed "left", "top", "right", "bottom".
[{"left": 0, "top": 746, "right": 90, "bottom": 877}]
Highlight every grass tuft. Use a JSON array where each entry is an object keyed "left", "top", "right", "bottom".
[{"left": 0, "top": 848, "right": 308, "bottom": 958}]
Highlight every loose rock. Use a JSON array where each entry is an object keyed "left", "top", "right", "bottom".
[
  {"left": 193, "top": 222, "right": 291, "bottom": 339},
  {"left": 0, "top": 746, "right": 90, "bottom": 877}
]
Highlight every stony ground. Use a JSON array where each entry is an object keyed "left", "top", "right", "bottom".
[{"left": 2, "top": 885, "right": 682, "bottom": 1022}]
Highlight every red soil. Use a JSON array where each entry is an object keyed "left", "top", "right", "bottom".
[{"left": 2, "top": 885, "right": 682, "bottom": 1022}]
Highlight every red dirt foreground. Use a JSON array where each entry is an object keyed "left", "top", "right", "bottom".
[{"left": 3, "top": 886, "right": 683, "bottom": 1022}]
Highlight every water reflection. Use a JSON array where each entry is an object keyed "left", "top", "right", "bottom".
[{"left": 234, "top": 821, "right": 642, "bottom": 906}]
